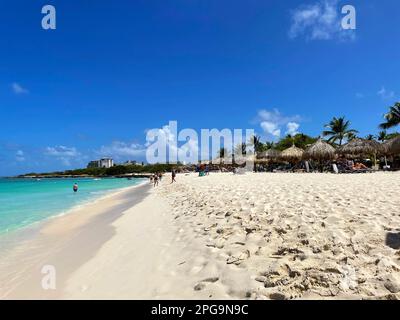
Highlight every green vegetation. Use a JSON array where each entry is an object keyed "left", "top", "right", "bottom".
[
  {"left": 20, "top": 163, "right": 179, "bottom": 178},
  {"left": 18, "top": 103, "right": 400, "bottom": 177},
  {"left": 380, "top": 102, "right": 400, "bottom": 129},
  {"left": 234, "top": 142, "right": 247, "bottom": 155},
  {"left": 322, "top": 116, "right": 358, "bottom": 146},
  {"left": 274, "top": 133, "right": 318, "bottom": 151},
  {"left": 249, "top": 135, "right": 268, "bottom": 153}
]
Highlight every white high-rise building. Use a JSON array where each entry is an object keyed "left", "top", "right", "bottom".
[
  {"left": 99, "top": 158, "right": 114, "bottom": 168},
  {"left": 87, "top": 158, "right": 114, "bottom": 168}
]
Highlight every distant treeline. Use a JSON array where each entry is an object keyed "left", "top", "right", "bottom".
[
  {"left": 18, "top": 111, "right": 400, "bottom": 178},
  {"left": 20, "top": 163, "right": 180, "bottom": 177}
]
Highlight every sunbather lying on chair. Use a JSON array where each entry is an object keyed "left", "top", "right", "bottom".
[{"left": 352, "top": 162, "right": 368, "bottom": 170}]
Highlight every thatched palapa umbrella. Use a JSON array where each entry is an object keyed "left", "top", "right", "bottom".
[
  {"left": 304, "top": 139, "right": 336, "bottom": 161},
  {"left": 337, "top": 138, "right": 382, "bottom": 167},
  {"left": 337, "top": 138, "right": 382, "bottom": 156},
  {"left": 383, "top": 135, "right": 400, "bottom": 155},
  {"left": 233, "top": 154, "right": 255, "bottom": 165},
  {"left": 212, "top": 157, "right": 231, "bottom": 164},
  {"left": 257, "top": 148, "right": 282, "bottom": 162},
  {"left": 281, "top": 145, "right": 304, "bottom": 163}
]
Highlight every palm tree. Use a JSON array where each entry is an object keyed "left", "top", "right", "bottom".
[
  {"left": 377, "top": 130, "right": 389, "bottom": 167},
  {"left": 234, "top": 142, "right": 247, "bottom": 156},
  {"left": 380, "top": 102, "right": 400, "bottom": 129},
  {"left": 265, "top": 141, "right": 274, "bottom": 149},
  {"left": 347, "top": 132, "right": 358, "bottom": 141},
  {"left": 249, "top": 135, "right": 264, "bottom": 154},
  {"left": 322, "top": 116, "right": 358, "bottom": 146},
  {"left": 365, "top": 134, "right": 375, "bottom": 141},
  {"left": 377, "top": 130, "right": 388, "bottom": 142},
  {"left": 248, "top": 135, "right": 262, "bottom": 172},
  {"left": 219, "top": 147, "right": 229, "bottom": 158}
]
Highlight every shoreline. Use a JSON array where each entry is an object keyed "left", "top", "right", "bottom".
[
  {"left": 11, "top": 174, "right": 154, "bottom": 179},
  {"left": 0, "top": 181, "right": 152, "bottom": 299},
  {"left": 0, "top": 174, "right": 247, "bottom": 300},
  {"left": 1, "top": 172, "right": 400, "bottom": 299},
  {"left": 0, "top": 178, "right": 148, "bottom": 238}
]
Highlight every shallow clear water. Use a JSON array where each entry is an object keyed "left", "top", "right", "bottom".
[{"left": 0, "top": 177, "right": 145, "bottom": 234}]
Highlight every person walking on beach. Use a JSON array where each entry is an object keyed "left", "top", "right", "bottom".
[
  {"left": 171, "top": 169, "right": 176, "bottom": 183},
  {"left": 73, "top": 183, "right": 78, "bottom": 193},
  {"left": 153, "top": 174, "right": 159, "bottom": 187}
]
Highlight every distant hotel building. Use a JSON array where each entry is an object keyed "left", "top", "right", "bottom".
[
  {"left": 87, "top": 158, "right": 114, "bottom": 168},
  {"left": 123, "top": 160, "right": 137, "bottom": 166},
  {"left": 122, "top": 160, "right": 144, "bottom": 166}
]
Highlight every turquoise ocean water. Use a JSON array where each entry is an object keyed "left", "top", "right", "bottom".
[{"left": 0, "top": 177, "right": 145, "bottom": 234}]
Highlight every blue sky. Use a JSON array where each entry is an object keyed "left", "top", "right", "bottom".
[{"left": 1, "top": 0, "right": 399, "bottom": 175}]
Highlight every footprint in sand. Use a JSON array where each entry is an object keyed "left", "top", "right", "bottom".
[
  {"left": 193, "top": 277, "right": 220, "bottom": 291},
  {"left": 190, "top": 266, "right": 204, "bottom": 275},
  {"left": 226, "top": 250, "right": 250, "bottom": 265}
]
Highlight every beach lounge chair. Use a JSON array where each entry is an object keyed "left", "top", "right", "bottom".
[{"left": 336, "top": 163, "right": 373, "bottom": 174}]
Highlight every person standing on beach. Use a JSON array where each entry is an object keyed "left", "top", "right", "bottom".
[
  {"left": 153, "top": 174, "right": 159, "bottom": 187},
  {"left": 171, "top": 169, "right": 176, "bottom": 183},
  {"left": 73, "top": 183, "right": 78, "bottom": 193}
]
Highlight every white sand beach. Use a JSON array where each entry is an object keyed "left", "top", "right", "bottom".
[{"left": 1, "top": 172, "right": 400, "bottom": 300}]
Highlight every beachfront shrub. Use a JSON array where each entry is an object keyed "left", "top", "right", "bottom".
[{"left": 274, "top": 133, "right": 318, "bottom": 151}]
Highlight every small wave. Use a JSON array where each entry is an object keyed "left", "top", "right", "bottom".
[{"left": 90, "top": 191, "right": 107, "bottom": 195}]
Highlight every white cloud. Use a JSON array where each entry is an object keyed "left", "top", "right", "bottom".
[
  {"left": 286, "top": 122, "right": 300, "bottom": 136},
  {"left": 45, "top": 146, "right": 81, "bottom": 166},
  {"left": 11, "top": 82, "right": 29, "bottom": 94},
  {"left": 256, "top": 108, "right": 302, "bottom": 140},
  {"left": 377, "top": 86, "right": 395, "bottom": 100},
  {"left": 257, "top": 108, "right": 301, "bottom": 124},
  {"left": 355, "top": 92, "right": 364, "bottom": 99},
  {"left": 16, "top": 150, "right": 25, "bottom": 162},
  {"left": 260, "top": 121, "right": 281, "bottom": 138},
  {"left": 60, "top": 158, "right": 71, "bottom": 166},
  {"left": 98, "top": 141, "right": 146, "bottom": 158},
  {"left": 45, "top": 146, "right": 80, "bottom": 157},
  {"left": 146, "top": 123, "right": 200, "bottom": 164},
  {"left": 289, "top": 0, "right": 355, "bottom": 41}
]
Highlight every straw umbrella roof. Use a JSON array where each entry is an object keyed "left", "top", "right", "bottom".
[
  {"left": 257, "top": 148, "right": 282, "bottom": 160},
  {"left": 304, "top": 139, "right": 336, "bottom": 160},
  {"left": 212, "top": 157, "right": 223, "bottom": 164},
  {"left": 244, "top": 154, "right": 256, "bottom": 162},
  {"left": 281, "top": 145, "right": 304, "bottom": 161},
  {"left": 233, "top": 154, "right": 255, "bottom": 165},
  {"left": 337, "top": 138, "right": 382, "bottom": 155},
  {"left": 383, "top": 135, "right": 400, "bottom": 155}
]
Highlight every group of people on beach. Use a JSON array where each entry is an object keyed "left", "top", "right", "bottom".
[
  {"left": 149, "top": 170, "right": 177, "bottom": 187},
  {"left": 150, "top": 173, "right": 162, "bottom": 187},
  {"left": 336, "top": 157, "right": 369, "bottom": 171}
]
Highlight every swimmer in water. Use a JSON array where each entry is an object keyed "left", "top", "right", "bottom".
[{"left": 73, "top": 183, "right": 78, "bottom": 193}]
